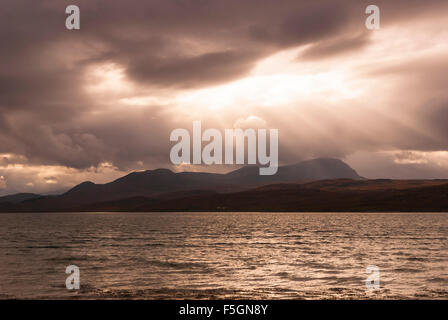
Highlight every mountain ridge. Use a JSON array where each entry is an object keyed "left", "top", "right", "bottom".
[
  {"left": 0, "top": 158, "right": 370, "bottom": 212},
  {"left": 62, "top": 157, "right": 363, "bottom": 201},
  {"left": 35, "top": 179, "right": 448, "bottom": 213}
]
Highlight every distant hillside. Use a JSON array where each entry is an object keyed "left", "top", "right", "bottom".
[
  {"left": 0, "top": 193, "right": 41, "bottom": 204},
  {"left": 1, "top": 178, "right": 448, "bottom": 212},
  {"left": 225, "top": 158, "right": 362, "bottom": 184},
  {"left": 0, "top": 158, "right": 363, "bottom": 212},
  {"left": 74, "top": 179, "right": 448, "bottom": 213}
]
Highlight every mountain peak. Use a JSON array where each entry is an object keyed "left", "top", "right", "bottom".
[
  {"left": 63, "top": 181, "right": 96, "bottom": 195},
  {"left": 225, "top": 158, "right": 361, "bottom": 183},
  {"left": 147, "top": 168, "right": 174, "bottom": 174},
  {"left": 282, "top": 158, "right": 361, "bottom": 181},
  {"left": 4, "top": 158, "right": 363, "bottom": 211}
]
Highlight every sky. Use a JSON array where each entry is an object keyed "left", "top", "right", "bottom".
[{"left": 1, "top": 0, "right": 448, "bottom": 195}]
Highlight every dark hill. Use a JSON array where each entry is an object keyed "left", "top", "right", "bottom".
[
  {"left": 77, "top": 180, "right": 448, "bottom": 212},
  {"left": 0, "top": 158, "right": 364, "bottom": 211},
  {"left": 0, "top": 193, "right": 41, "bottom": 204}
]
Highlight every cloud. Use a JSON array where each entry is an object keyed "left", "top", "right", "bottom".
[
  {"left": 299, "top": 32, "right": 370, "bottom": 60},
  {"left": 0, "top": 157, "right": 127, "bottom": 195},
  {"left": 1, "top": 0, "right": 448, "bottom": 194},
  {"left": 346, "top": 150, "right": 448, "bottom": 179},
  {"left": 0, "top": 176, "right": 6, "bottom": 190},
  {"left": 128, "top": 50, "right": 261, "bottom": 89},
  {"left": 234, "top": 116, "right": 267, "bottom": 129}
]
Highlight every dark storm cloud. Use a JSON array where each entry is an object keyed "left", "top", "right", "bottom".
[
  {"left": 0, "top": 0, "right": 443, "bottom": 99},
  {"left": 75, "top": 0, "right": 367, "bottom": 88},
  {"left": 0, "top": 106, "right": 174, "bottom": 170},
  {"left": 0, "top": 0, "right": 374, "bottom": 170},
  {"left": 299, "top": 32, "right": 370, "bottom": 60},
  {"left": 0, "top": 0, "right": 447, "bottom": 193},
  {"left": 127, "top": 50, "right": 261, "bottom": 88}
]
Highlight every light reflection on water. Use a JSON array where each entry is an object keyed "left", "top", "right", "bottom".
[{"left": 0, "top": 212, "right": 447, "bottom": 299}]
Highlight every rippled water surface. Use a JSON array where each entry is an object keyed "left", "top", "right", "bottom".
[{"left": 0, "top": 212, "right": 447, "bottom": 299}]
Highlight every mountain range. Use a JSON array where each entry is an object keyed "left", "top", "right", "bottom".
[{"left": 1, "top": 158, "right": 448, "bottom": 212}]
